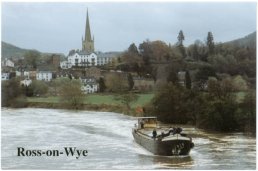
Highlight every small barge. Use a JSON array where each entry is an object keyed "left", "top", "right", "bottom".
[{"left": 132, "top": 117, "right": 194, "bottom": 156}]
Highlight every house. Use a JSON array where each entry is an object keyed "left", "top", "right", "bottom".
[
  {"left": 60, "top": 61, "right": 72, "bottom": 69},
  {"left": 80, "top": 77, "right": 98, "bottom": 94},
  {"left": 36, "top": 65, "right": 57, "bottom": 82},
  {"left": 36, "top": 71, "right": 53, "bottom": 82},
  {"left": 20, "top": 78, "right": 32, "bottom": 87},
  {"left": 2, "top": 58, "right": 14, "bottom": 68},
  {"left": 1, "top": 73, "right": 10, "bottom": 80},
  {"left": 178, "top": 71, "right": 186, "bottom": 87},
  {"left": 67, "top": 50, "right": 98, "bottom": 67}
]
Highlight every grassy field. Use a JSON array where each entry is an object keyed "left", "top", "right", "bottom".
[{"left": 27, "top": 93, "right": 155, "bottom": 108}]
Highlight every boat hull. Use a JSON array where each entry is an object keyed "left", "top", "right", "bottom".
[{"left": 132, "top": 129, "right": 193, "bottom": 156}]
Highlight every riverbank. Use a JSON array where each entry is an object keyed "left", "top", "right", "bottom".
[
  {"left": 25, "top": 93, "right": 155, "bottom": 116},
  {"left": 26, "top": 102, "right": 127, "bottom": 114}
]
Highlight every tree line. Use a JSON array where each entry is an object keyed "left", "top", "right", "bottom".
[{"left": 118, "top": 30, "right": 256, "bottom": 133}]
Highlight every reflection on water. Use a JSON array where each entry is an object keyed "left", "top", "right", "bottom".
[{"left": 1, "top": 108, "right": 256, "bottom": 169}]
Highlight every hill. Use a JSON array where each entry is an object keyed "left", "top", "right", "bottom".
[
  {"left": 1, "top": 41, "right": 30, "bottom": 59},
  {"left": 1, "top": 41, "right": 65, "bottom": 60},
  {"left": 224, "top": 31, "right": 256, "bottom": 48}
]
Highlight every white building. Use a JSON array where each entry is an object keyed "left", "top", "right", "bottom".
[
  {"left": 2, "top": 58, "right": 14, "bottom": 68},
  {"left": 68, "top": 51, "right": 97, "bottom": 67},
  {"left": 60, "top": 51, "right": 118, "bottom": 69},
  {"left": 60, "top": 61, "right": 72, "bottom": 69},
  {"left": 1, "top": 73, "right": 10, "bottom": 80},
  {"left": 60, "top": 10, "right": 120, "bottom": 69},
  {"left": 24, "top": 71, "right": 30, "bottom": 77},
  {"left": 36, "top": 71, "right": 53, "bottom": 82},
  {"left": 16, "top": 71, "right": 22, "bottom": 77},
  {"left": 80, "top": 77, "right": 98, "bottom": 94},
  {"left": 20, "top": 78, "right": 32, "bottom": 86}
]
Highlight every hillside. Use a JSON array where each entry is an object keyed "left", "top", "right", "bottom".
[
  {"left": 1, "top": 41, "right": 30, "bottom": 59},
  {"left": 224, "top": 31, "right": 256, "bottom": 48},
  {"left": 1, "top": 41, "right": 65, "bottom": 60}
]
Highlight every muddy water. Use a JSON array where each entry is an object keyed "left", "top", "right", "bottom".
[{"left": 1, "top": 108, "right": 256, "bottom": 169}]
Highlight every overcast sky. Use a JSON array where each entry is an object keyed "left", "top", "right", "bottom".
[{"left": 2, "top": 2, "right": 256, "bottom": 55}]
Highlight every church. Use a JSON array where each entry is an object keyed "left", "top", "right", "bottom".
[{"left": 60, "top": 10, "right": 118, "bottom": 69}]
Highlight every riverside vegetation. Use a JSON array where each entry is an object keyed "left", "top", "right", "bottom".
[{"left": 2, "top": 31, "right": 256, "bottom": 133}]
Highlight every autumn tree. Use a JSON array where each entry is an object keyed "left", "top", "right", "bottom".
[
  {"left": 105, "top": 73, "right": 129, "bottom": 93},
  {"left": 121, "top": 43, "right": 143, "bottom": 73},
  {"left": 59, "top": 79, "right": 84, "bottom": 109}
]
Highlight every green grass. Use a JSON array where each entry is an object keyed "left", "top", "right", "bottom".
[
  {"left": 86, "top": 94, "right": 120, "bottom": 105},
  {"left": 132, "top": 93, "right": 155, "bottom": 107},
  {"left": 27, "top": 96, "right": 59, "bottom": 103},
  {"left": 27, "top": 93, "right": 155, "bottom": 107}
]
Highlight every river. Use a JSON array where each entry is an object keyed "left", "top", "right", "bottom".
[{"left": 1, "top": 108, "right": 256, "bottom": 169}]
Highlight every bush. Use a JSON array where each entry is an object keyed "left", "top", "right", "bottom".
[
  {"left": 150, "top": 83, "right": 195, "bottom": 124},
  {"left": 2, "top": 78, "right": 27, "bottom": 107},
  {"left": 59, "top": 79, "right": 85, "bottom": 109}
]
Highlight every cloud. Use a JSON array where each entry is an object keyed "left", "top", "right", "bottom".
[{"left": 2, "top": 2, "right": 256, "bottom": 54}]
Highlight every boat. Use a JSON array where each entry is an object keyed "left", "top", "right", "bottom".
[{"left": 132, "top": 117, "right": 194, "bottom": 156}]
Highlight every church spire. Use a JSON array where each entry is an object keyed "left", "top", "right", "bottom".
[
  {"left": 82, "top": 8, "right": 94, "bottom": 52},
  {"left": 85, "top": 8, "right": 92, "bottom": 42}
]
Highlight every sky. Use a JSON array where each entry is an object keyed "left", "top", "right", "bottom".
[{"left": 1, "top": 2, "right": 257, "bottom": 55}]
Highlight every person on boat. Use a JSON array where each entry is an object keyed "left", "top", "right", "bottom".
[
  {"left": 177, "top": 127, "right": 183, "bottom": 134},
  {"left": 140, "top": 120, "right": 144, "bottom": 129},
  {"left": 152, "top": 129, "right": 157, "bottom": 138},
  {"left": 161, "top": 132, "right": 165, "bottom": 137},
  {"left": 168, "top": 127, "right": 174, "bottom": 135}
]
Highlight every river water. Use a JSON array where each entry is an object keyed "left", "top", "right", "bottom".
[{"left": 1, "top": 108, "right": 256, "bottom": 169}]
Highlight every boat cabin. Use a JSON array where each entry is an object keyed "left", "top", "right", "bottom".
[{"left": 137, "top": 117, "right": 157, "bottom": 129}]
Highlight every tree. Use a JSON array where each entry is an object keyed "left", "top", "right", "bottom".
[
  {"left": 207, "top": 32, "right": 215, "bottom": 55},
  {"left": 195, "top": 65, "right": 216, "bottom": 90},
  {"left": 59, "top": 79, "right": 84, "bottom": 109},
  {"left": 24, "top": 50, "right": 41, "bottom": 69},
  {"left": 128, "top": 43, "right": 139, "bottom": 55},
  {"left": 105, "top": 73, "right": 129, "bottom": 93},
  {"left": 167, "top": 70, "right": 178, "bottom": 84},
  {"left": 121, "top": 43, "right": 143, "bottom": 73},
  {"left": 30, "top": 80, "right": 48, "bottom": 96},
  {"left": 115, "top": 93, "right": 139, "bottom": 114},
  {"left": 239, "top": 90, "right": 256, "bottom": 133},
  {"left": 185, "top": 70, "right": 191, "bottom": 89},
  {"left": 98, "top": 77, "right": 106, "bottom": 92},
  {"left": 177, "top": 30, "right": 186, "bottom": 58},
  {"left": 151, "top": 83, "right": 194, "bottom": 124},
  {"left": 2, "top": 78, "right": 27, "bottom": 107},
  {"left": 177, "top": 30, "right": 185, "bottom": 45},
  {"left": 196, "top": 78, "right": 239, "bottom": 132},
  {"left": 50, "top": 77, "right": 70, "bottom": 96},
  {"left": 127, "top": 73, "right": 134, "bottom": 90}
]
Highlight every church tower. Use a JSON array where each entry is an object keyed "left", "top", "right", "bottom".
[{"left": 82, "top": 9, "right": 94, "bottom": 53}]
